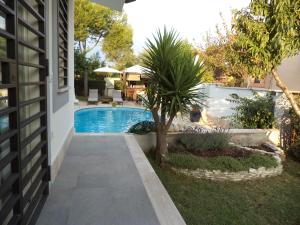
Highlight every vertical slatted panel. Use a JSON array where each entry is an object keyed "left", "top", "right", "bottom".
[
  {"left": 17, "top": 0, "right": 48, "bottom": 225},
  {"left": 0, "top": 1, "right": 21, "bottom": 225},
  {"left": 0, "top": 0, "right": 49, "bottom": 224},
  {"left": 58, "top": 0, "right": 68, "bottom": 89}
]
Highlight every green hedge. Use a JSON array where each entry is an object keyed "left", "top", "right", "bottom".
[{"left": 75, "top": 79, "right": 106, "bottom": 96}]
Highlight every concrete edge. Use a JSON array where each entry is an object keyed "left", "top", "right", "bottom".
[
  {"left": 74, "top": 104, "right": 146, "bottom": 112},
  {"left": 50, "top": 127, "right": 74, "bottom": 183},
  {"left": 124, "top": 135, "right": 187, "bottom": 225}
]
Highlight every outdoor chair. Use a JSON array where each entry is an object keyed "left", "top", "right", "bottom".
[
  {"left": 88, "top": 89, "right": 99, "bottom": 104},
  {"left": 113, "top": 90, "right": 124, "bottom": 105}
]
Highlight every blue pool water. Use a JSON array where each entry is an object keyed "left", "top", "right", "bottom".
[{"left": 75, "top": 107, "right": 153, "bottom": 133}]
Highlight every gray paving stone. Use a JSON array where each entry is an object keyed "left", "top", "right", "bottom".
[{"left": 36, "top": 135, "right": 160, "bottom": 225}]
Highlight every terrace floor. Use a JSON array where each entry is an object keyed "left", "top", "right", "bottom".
[{"left": 36, "top": 134, "right": 185, "bottom": 225}]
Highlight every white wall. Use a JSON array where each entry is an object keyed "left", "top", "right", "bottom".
[
  {"left": 47, "top": 0, "right": 75, "bottom": 166},
  {"left": 104, "top": 77, "right": 120, "bottom": 97},
  {"left": 200, "top": 84, "right": 282, "bottom": 120},
  {"left": 270, "top": 54, "right": 300, "bottom": 92}
]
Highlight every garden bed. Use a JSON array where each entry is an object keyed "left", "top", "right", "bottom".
[
  {"left": 164, "top": 131, "right": 283, "bottom": 181},
  {"left": 167, "top": 146, "right": 282, "bottom": 181},
  {"left": 148, "top": 157, "right": 300, "bottom": 225}
]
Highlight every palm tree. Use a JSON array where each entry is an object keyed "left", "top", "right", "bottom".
[{"left": 142, "top": 28, "right": 206, "bottom": 163}]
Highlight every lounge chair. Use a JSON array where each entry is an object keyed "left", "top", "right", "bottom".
[
  {"left": 113, "top": 90, "right": 124, "bottom": 105},
  {"left": 88, "top": 89, "right": 99, "bottom": 104}
]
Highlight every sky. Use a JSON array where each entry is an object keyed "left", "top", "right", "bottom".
[{"left": 123, "top": 0, "right": 250, "bottom": 54}]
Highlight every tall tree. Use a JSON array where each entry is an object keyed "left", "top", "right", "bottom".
[
  {"left": 75, "top": 0, "right": 115, "bottom": 96},
  {"left": 75, "top": 0, "right": 133, "bottom": 96},
  {"left": 143, "top": 28, "right": 206, "bottom": 163},
  {"left": 233, "top": 0, "right": 300, "bottom": 117},
  {"left": 198, "top": 24, "right": 251, "bottom": 86},
  {"left": 102, "top": 17, "right": 136, "bottom": 70},
  {"left": 74, "top": 50, "right": 104, "bottom": 80}
]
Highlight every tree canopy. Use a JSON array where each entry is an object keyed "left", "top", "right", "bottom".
[
  {"left": 198, "top": 24, "right": 251, "bottom": 86},
  {"left": 75, "top": 0, "right": 115, "bottom": 54},
  {"left": 74, "top": 50, "right": 104, "bottom": 80},
  {"left": 233, "top": 0, "right": 300, "bottom": 116},
  {"left": 75, "top": 0, "right": 135, "bottom": 65},
  {"left": 102, "top": 18, "right": 137, "bottom": 70},
  {"left": 74, "top": 0, "right": 135, "bottom": 95}
]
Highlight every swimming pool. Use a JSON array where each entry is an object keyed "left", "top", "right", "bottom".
[{"left": 75, "top": 107, "right": 153, "bottom": 133}]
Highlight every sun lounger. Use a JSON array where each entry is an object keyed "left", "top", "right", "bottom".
[
  {"left": 113, "top": 90, "right": 123, "bottom": 105},
  {"left": 88, "top": 89, "right": 99, "bottom": 104}
]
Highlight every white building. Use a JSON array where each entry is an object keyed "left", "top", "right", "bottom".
[{"left": 0, "top": 1, "right": 134, "bottom": 224}]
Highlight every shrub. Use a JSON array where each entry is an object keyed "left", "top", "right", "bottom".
[
  {"left": 75, "top": 80, "right": 106, "bottom": 96},
  {"left": 128, "top": 121, "right": 155, "bottom": 135},
  {"left": 243, "top": 154, "right": 278, "bottom": 169},
  {"left": 114, "top": 80, "right": 125, "bottom": 91},
  {"left": 168, "top": 152, "right": 278, "bottom": 172},
  {"left": 290, "top": 96, "right": 300, "bottom": 145},
  {"left": 178, "top": 128, "right": 230, "bottom": 151},
  {"left": 227, "top": 92, "right": 275, "bottom": 129},
  {"left": 289, "top": 141, "right": 300, "bottom": 161}
]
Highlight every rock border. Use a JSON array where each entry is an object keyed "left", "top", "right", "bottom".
[{"left": 171, "top": 143, "right": 283, "bottom": 182}]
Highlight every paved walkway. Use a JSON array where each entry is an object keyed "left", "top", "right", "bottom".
[{"left": 36, "top": 135, "right": 161, "bottom": 225}]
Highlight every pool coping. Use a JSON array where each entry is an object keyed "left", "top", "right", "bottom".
[
  {"left": 124, "top": 134, "right": 187, "bottom": 225},
  {"left": 74, "top": 104, "right": 146, "bottom": 112}
]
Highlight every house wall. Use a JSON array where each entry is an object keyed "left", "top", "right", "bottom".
[
  {"left": 92, "top": 0, "right": 127, "bottom": 11},
  {"left": 46, "top": 0, "right": 75, "bottom": 180},
  {"left": 52, "top": 0, "right": 70, "bottom": 112},
  {"left": 200, "top": 84, "right": 283, "bottom": 122},
  {"left": 265, "top": 54, "right": 300, "bottom": 92}
]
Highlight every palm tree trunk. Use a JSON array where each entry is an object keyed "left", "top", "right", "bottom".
[
  {"left": 271, "top": 69, "right": 300, "bottom": 118},
  {"left": 155, "top": 127, "right": 167, "bottom": 164}
]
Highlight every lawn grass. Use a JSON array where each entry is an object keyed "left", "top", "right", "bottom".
[
  {"left": 168, "top": 152, "right": 278, "bottom": 172},
  {"left": 149, "top": 156, "right": 300, "bottom": 225}
]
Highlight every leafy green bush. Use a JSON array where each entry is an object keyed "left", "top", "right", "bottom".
[
  {"left": 289, "top": 141, "right": 300, "bottom": 161},
  {"left": 128, "top": 121, "right": 155, "bottom": 135},
  {"left": 227, "top": 92, "right": 275, "bottom": 129},
  {"left": 290, "top": 96, "right": 300, "bottom": 145},
  {"left": 178, "top": 129, "right": 230, "bottom": 151},
  {"left": 75, "top": 80, "right": 106, "bottom": 96},
  {"left": 114, "top": 80, "right": 125, "bottom": 91},
  {"left": 168, "top": 152, "right": 278, "bottom": 172}
]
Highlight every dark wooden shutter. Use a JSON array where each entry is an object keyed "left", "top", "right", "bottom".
[
  {"left": 0, "top": 0, "right": 49, "bottom": 224},
  {"left": 58, "top": 0, "right": 68, "bottom": 89}
]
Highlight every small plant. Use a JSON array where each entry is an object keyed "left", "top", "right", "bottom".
[
  {"left": 190, "top": 104, "right": 202, "bottom": 122},
  {"left": 227, "top": 92, "right": 275, "bottom": 129},
  {"left": 178, "top": 127, "right": 230, "bottom": 151},
  {"left": 128, "top": 121, "right": 155, "bottom": 135},
  {"left": 111, "top": 102, "right": 117, "bottom": 107}
]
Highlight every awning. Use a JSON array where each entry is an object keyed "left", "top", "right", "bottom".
[
  {"left": 127, "top": 74, "right": 141, "bottom": 81},
  {"left": 92, "top": 0, "right": 135, "bottom": 12}
]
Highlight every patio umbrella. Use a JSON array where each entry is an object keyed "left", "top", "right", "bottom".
[
  {"left": 124, "top": 65, "right": 147, "bottom": 74},
  {"left": 94, "top": 66, "right": 121, "bottom": 74}
]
